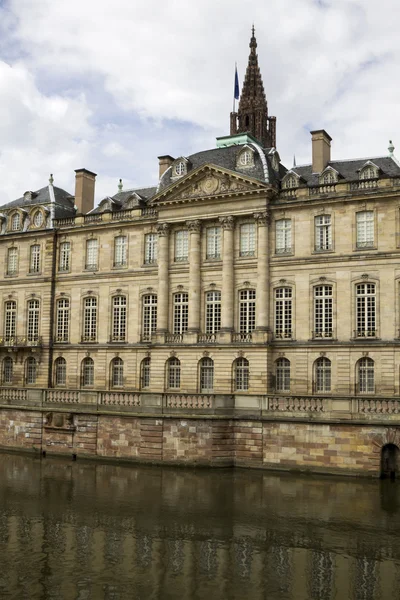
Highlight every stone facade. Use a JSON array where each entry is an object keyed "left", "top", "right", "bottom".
[{"left": 0, "top": 30, "right": 400, "bottom": 476}]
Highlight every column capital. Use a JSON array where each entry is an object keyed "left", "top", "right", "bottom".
[
  {"left": 156, "top": 222, "right": 170, "bottom": 237},
  {"left": 186, "top": 219, "right": 201, "bottom": 233},
  {"left": 219, "top": 215, "right": 235, "bottom": 230},
  {"left": 253, "top": 211, "right": 270, "bottom": 226}
]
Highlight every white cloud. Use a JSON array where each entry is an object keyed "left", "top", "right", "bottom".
[{"left": 1, "top": 0, "right": 400, "bottom": 202}]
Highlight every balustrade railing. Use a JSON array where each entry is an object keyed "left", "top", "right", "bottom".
[
  {"left": 99, "top": 392, "right": 141, "bottom": 407},
  {"left": 54, "top": 217, "right": 76, "bottom": 227},
  {"left": 141, "top": 207, "right": 157, "bottom": 218},
  {"left": 165, "top": 333, "right": 184, "bottom": 343},
  {"left": 112, "top": 210, "right": 134, "bottom": 221},
  {"left": 350, "top": 179, "right": 378, "bottom": 190},
  {"left": 166, "top": 393, "right": 213, "bottom": 409},
  {"left": 268, "top": 396, "right": 324, "bottom": 412},
  {"left": 0, "top": 387, "right": 27, "bottom": 402},
  {"left": 0, "top": 336, "right": 42, "bottom": 347},
  {"left": 198, "top": 333, "right": 217, "bottom": 343},
  {"left": 309, "top": 184, "right": 336, "bottom": 195},
  {"left": 84, "top": 214, "right": 103, "bottom": 223},
  {"left": 281, "top": 189, "right": 297, "bottom": 199},
  {"left": 46, "top": 390, "right": 80, "bottom": 403},
  {"left": 232, "top": 332, "right": 252, "bottom": 343},
  {"left": 359, "top": 398, "right": 400, "bottom": 414}
]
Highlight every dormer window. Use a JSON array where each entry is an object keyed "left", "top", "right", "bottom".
[
  {"left": 320, "top": 170, "right": 337, "bottom": 185},
  {"left": 237, "top": 147, "right": 254, "bottom": 168},
  {"left": 33, "top": 210, "right": 43, "bottom": 227},
  {"left": 360, "top": 165, "right": 378, "bottom": 180},
  {"left": 11, "top": 213, "right": 21, "bottom": 231},
  {"left": 283, "top": 175, "right": 298, "bottom": 189},
  {"left": 175, "top": 161, "right": 185, "bottom": 176}
]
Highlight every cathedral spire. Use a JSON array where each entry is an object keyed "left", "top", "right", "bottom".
[{"left": 230, "top": 27, "right": 276, "bottom": 148}]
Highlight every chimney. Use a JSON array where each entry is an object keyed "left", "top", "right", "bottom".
[
  {"left": 158, "top": 155, "right": 174, "bottom": 179},
  {"left": 74, "top": 168, "right": 97, "bottom": 214},
  {"left": 310, "top": 130, "right": 332, "bottom": 173}
]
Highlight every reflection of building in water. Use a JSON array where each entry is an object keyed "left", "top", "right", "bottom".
[{"left": 0, "top": 456, "right": 400, "bottom": 598}]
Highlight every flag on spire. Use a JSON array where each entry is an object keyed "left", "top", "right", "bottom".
[{"left": 234, "top": 64, "right": 240, "bottom": 100}]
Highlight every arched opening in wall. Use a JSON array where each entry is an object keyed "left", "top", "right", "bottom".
[
  {"left": 245, "top": 115, "right": 250, "bottom": 128},
  {"left": 380, "top": 444, "right": 400, "bottom": 479}
]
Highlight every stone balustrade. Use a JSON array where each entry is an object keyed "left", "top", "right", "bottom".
[{"left": 1, "top": 387, "right": 400, "bottom": 421}]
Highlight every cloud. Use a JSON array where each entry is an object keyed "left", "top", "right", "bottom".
[{"left": 0, "top": 0, "right": 400, "bottom": 203}]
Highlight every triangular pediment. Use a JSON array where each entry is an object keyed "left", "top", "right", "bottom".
[{"left": 151, "top": 164, "right": 268, "bottom": 205}]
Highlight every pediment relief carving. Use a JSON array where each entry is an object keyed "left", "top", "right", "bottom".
[{"left": 176, "top": 172, "right": 261, "bottom": 201}]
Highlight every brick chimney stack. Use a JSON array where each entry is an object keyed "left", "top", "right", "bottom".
[
  {"left": 74, "top": 168, "right": 97, "bottom": 214},
  {"left": 158, "top": 155, "right": 174, "bottom": 179},
  {"left": 311, "top": 130, "right": 332, "bottom": 173}
]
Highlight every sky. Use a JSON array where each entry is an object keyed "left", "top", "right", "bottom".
[{"left": 0, "top": 0, "right": 399, "bottom": 205}]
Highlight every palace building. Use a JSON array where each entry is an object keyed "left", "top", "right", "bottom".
[{"left": 0, "top": 30, "right": 400, "bottom": 475}]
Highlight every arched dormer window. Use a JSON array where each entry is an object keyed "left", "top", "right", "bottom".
[
  {"left": 237, "top": 147, "right": 254, "bottom": 168},
  {"left": 172, "top": 158, "right": 190, "bottom": 178},
  {"left": 11, "top": 213, "right": 21, "bottom": 231},
  {"left": 319, "top": 169, "right": 337, "bottom": 185},
  {"left": 359, "top": 164, "right": 378, "bottom": 180},
  {"left": 32, "top": 210, "right": 44, "bottom": 228},
  {"left": 282, "top": 174, "right": 298, "bottom": 189}
]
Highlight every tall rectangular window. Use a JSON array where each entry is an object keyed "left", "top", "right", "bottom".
[
  {"left": 56, "top": 298, "right": 70, "bottom": 342},
  {"left": 173, "top": 293, "right": 188, "bottom": 334},
  {"left": 175, "top": 230, "right": 189, "bottom": 262},
  {"left": 356, "top": 211, "right": 374, "bottom": 248},
  {"left": 114, "top": 236, "right": 127, "bottom": 267},
  {"left": 7, "top": 247, "right": 18, "bottom": 275},
  {"left": 239, "top": 223, "right": 256, "bottom": 257},
  {"left": 29, "top": 245, "right": 41, "bottom": 273},
  {"left": 205, "top": 291, "right": 221, "bottom": 334},
  {"left": 144, "top": 233, "right": 158, "bottom": 264},
  {"left": 27, "top": 299, "right": 39, "bottom": 342},
  {"left": 239, "top": 290, "right": 256, "bottom": 333},
  {"left": 206, "top": 227, "right": 221, "bottom": 259},
  {"left": 314, "top": 285, "right": 333, "bottom": 337},
  {"left": 275, "top": 219, "right": 292, "bottom": 254},
  {"left": 142, "top": 294, "right": 157, "bottom": 341},
  {"left": 85, "top": 239, "right": 98, "bottom": 270},
  {"left": 275, "top": 287, "right": 292, "bottom": 338},
  {"left": 112, "top": 296, "right": 127, "bottom": 341},
  {"left": 315, "top": 215, "right": 332, "bottom": 251},
  {"left": 83, "top": 297, "right": 97, "bottom": 341},
  {"left": 356, "top": 283, "right": 376, "bottom": 337},
  {"left": 4, "top": 301, "right": 16, "bottom": 340},
  {"left": 59, "top": 242, "right": 71, "bottom": 272}
]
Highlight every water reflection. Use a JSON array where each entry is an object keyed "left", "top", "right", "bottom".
[{"left": 0, "top": 454, "right": 399, "bottom": 599}]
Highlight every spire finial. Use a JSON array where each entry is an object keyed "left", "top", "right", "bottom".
[
  {"left": 293, "top": 155, "right": 297, "bottom": 168},
  {"left": 118, "top": 178, "right": 123, "bottom": 192},
  {"left": 250, "top": 25, "right": 257, "bottom": 52},
  {"left": 388, "top": 140, "right": 395, "bottom": 156},
  {"left": 49, "top": 173, "right": 54, "bottom": 185}
]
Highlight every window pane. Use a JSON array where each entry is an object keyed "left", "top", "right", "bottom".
[
  {"left": 7, "top": 247, "right": 18, "bottom": 275},
  {"left": 56, "top": 298, "right": 70, "bottom": 342},
  {"left": 114, "top": 236, "right": 127, "bottom": 267},
  {"left": 276, "top": 219, "right": 292, "bottom": 253},
  {"left": 175, "top": 231, "right": 188, "bottom": 261},
  {"left": 59, "top": 242, "right": 71, "bottom": 271},
  {"left": 30, "top": 245, "right": 40, "bottom": 273},
  {"left": 240, "top": 224, "right": 256, "bottom": 257},
  {"left": 205, "top": 291, "right": 221, "bottom": 334},
  {"left": 173, "top": 293, "right": 188, "bottom": 334},
  {"left": 142, "top": 295, "right": 157, "bottom": 341},
  {"left": 275, "top": 288, "right": 292, "bottom": 338},
  {"left": 86, "top": 239, "right": 98, "bottom": 270},
  {"left": 206, "top": 227, "right": 221, "bottom": 259},
  {"left": 145, "top": 233, "right": 158, "bottom": 264},
  {"left": 239, "top": 290, "right": 256, "bottom": 333}
]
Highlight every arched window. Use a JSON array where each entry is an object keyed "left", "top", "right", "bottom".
[
  {"left": 167, "top": 357, "right": 181, "bottom": 389},
  {"left": 56, "top": 298, "right": 70, "bottom": 342},
  {"left": 81, "top": 357, "right": 94, "bottom": 387},
  {"left": 27, "top": 299, "right": 40, "bottom": 342},
  {"left": 239, "top": 150, "right": 253, "bottom": 166},
  {"left": 3, "top": 357, "right": 13, "bottom": 384},
  {"left": 276, "top": 358, "right": 290, "bottom": 392},
  {"left": 199, "top": 357, "right": 214, "bottom": 393},
  {"left": 111, "top": 357, "right": 123, "bottom": 387},
  {"left": 283, "top": 176, "right": 298, "bottom": 189},
  {"left": 33, "top": 210, "right": 43, "bottom": 227},
  {"left": 320, "top": 171, "right": 336, "bottom": 185},
  {"left": 11, "top": 213, "right": 20, "bottom": 231},
  {"left": 142, "top": 294, "right": 157, "bottom": 341},
  {"left": 55, "top": 357, "right": 66, "bottom": 386},
  {"left": 315, "top": 357, "right": 331, "bottom": 393},
  {"left": 358, "top": 357, "right": 374, "bottom": 394},
  {"left": 360, "top": 166, "right": 377, "bottom": 180},
  {"left": 111, "top": 295, "right": 127, "bottom": 342},
  {"left": 141, "top": 357, "right": 151, "bottom": 389},
  {"left": 26, "top": 357, "right": 37, "bottom": 385},
  {"left": 234, "top": 358, "right": 249, "bottom": 391},
  {"left": 275, "top": 287, "right": 292, "bottom": 339}
]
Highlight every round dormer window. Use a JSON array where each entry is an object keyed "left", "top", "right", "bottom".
[
  {"left": 33, "top": 211, "right": 43, "bottom": 227},
  {"left": 239, "top": 150, "right": 252, "bottom": 166},
  {"left": 175, "top": 161, "right": 185, "bottom": 176}
]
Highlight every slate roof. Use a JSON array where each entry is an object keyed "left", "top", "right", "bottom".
[
  {"left": 292, "top": 156, "right": 400, "bottom": 186},
  {"left": 0, "top": 185, "right": 75, "bottom": 218}
]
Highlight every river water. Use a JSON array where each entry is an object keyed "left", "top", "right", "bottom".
[{"left": 0, "top": 453, "right": 399, "bottom": 599}]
